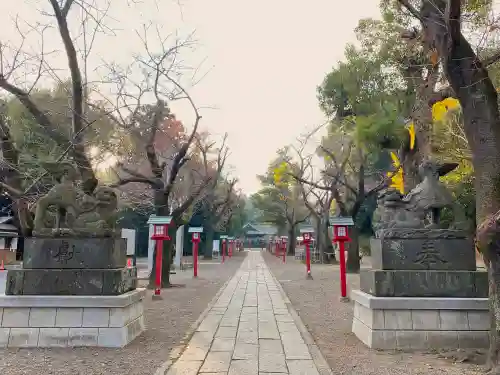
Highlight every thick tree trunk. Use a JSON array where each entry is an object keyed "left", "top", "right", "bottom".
[
  {"left": 287, "top": 225, "right": 296, "bottom": 256},
  {"left": 321, "top": 212, "right": 336, "bottom": 263},
  {"left": 418, "top": 1, "right": 500, "bottom": 370},
  {"left": 148, "top": 192, "right": 173, "bottom": 288},
  {"left": 12, "top": 198, "right": 31, "bottom": 260},
  {"left": 313, "top": 216, "right": 323, "bottom": 263},
  {"left": 345, "top": 226, "right": 360, "bottom": 273},
  {"left": 204, "top": 225, "right": 215, "bottom": 259},
  {"left": 402, "top": 67, "right": 438, "bottom": 192}
]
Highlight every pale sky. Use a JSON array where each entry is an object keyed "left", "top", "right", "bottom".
[{"left": 1, "top": 0, "right": 380, "bottom": 195}]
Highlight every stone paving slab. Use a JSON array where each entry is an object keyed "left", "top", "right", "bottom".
[{"left": 166, "top": 251, "right": 327, "bottom": 375}]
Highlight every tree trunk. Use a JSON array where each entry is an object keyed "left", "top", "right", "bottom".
[
  {"left": 313, "top": 216, "right": 323, "bottom": 263},
  {"left": 321, "top": 212, "right": 336, "bottom": 263},
  {"left": 287, "top": 225, "right": 296, "bottom": 256},
  {"left": 345, "top": 226, "right": 360, "bottom": 273},
  {"left": 401, "top": 66, "right": 439, "bottom": 192},
  {"left": 148, "top": 191, "right": 173, "bottom": 288},
  {"left": 12, "top": 197, "right": 32, "bottom": 260},
  {"left": 418, "top": 1, "right": 500, "bottom": 369},
  {"left": 204, "top": 225, "right": 215, "bottom": 259}
]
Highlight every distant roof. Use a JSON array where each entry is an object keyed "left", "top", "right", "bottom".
[{"left": 242, "top": 223, "right": 277, "bottom": 235}]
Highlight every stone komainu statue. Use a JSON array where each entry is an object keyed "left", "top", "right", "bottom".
[
  {"left": 33, "top": 162, "right": 119, "bottom": 237},
  {"left": 374, "top": 160, "right": 468, "bottom": 231}
]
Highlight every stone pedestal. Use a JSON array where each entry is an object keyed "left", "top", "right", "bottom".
[
  {"left": 360, "top": 270, "right": 487, "bottom": 298},
  {"left": 1, "top": 237, "right": 145, "bottom": 348},
  {"left": 5, "top": 238, "right": 137, "bottom": 296},
  {"left": 352, "top": 229, "right": 489, "bottom": 350},
  {"left": 0, "top": 288, "right": 146, "bottom": 348},
  {"left": 351, "top": 290, "right": 489, "bottom": 349}
]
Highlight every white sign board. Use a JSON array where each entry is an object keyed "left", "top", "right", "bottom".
[
  {"left": 174, "top": 225, "right": 184, "bottom": 268},
  {"left": 121, "top": 228, "right": 136, "bottom": 256},
  {"left": 220, "top": 235, "right": 228, "bottom": 239},
  {"left": 188, "top": 227, "right": 204, "bottom": 233}
]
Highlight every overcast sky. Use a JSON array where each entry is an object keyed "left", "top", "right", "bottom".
[{"left": 1, "top": 0, "right": 380, "bottom": 195}]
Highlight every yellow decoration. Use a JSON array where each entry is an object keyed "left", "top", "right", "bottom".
[
  {"left": 387, "top": 151, "right": 404, "bottom": 194},
  {"left": 406, "top": 122, "right": 416, "bottom": 150},
  {"left": 431, "top": 97, "right": 460, "bottom": 122},
  {"left": 273, "top": 162, "right": 289, "bottom": 187},
  {"left": 389, "top": 151, "right": 400, "bottom": 168},
  {"left": 330, "top": 199, "right": 337, "bottom": 214}
]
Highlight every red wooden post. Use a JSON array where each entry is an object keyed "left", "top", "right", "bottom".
[
  {"left": 338, "top": 240, "right": 347, "bottom": 297},
  {"left": 332, "top": 223, "right": 351, "bottom": 301},
  {"left": 192, "top": 232, "right": 200, "bottom": 277},
  {"left": 302, "top": 232, "right": 312, "bottom": 279},
  {"left": 229, "top": 239, "right": 233, "bottom": 258},
  {"left": 306, "top": 242, "right": 311, "bottom": 274},
  {"left": 281, "top": 238, "right": 286, "bottom": 263},
  {"left": 149, "top": 217, "right": 172, "bottom": 300},
  {"left": 222, "top": 239, "right": 226, "bottom": 263},
  {"left": 154, "top": 239, "right": 163, "bottom": 296}
]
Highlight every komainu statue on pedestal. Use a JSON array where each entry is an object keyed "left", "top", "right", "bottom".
[
  {"left": 33, "top": 162, "right": 119, "bottom": 237},
  {"left": 373, "top": 160, "right": 468, "bottom": 234}
]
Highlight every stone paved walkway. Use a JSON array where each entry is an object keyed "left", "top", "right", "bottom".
[{"left": 166, "top": 251, "right": 324, "bottom": 375}]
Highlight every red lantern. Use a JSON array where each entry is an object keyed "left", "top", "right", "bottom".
[
  {"left": 333, "top": 225, "right": 349, "bottom": 241},
  {"left": 147, "top": 216, "right": 173, "bottom": 299},
  {"left": 189, "top": 229, "right": 203, "bottom": 277},
  {"left": 329, "top": 217, "right": 354, "bottom": 301},
  {"left": 151, "top": 223, "right": 170, "bottom": 241},
  {"left": 280, "top": 236, "right": 287, "bottom": 263},
  {"left": 302, "top": 231, "right": 313, "bottom": 278}
]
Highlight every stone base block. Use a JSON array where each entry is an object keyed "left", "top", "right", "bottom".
[
  {"left": 360, "top": 269, "right": 488, "bottom": 298},
  {"left": 371, "top": 230, "right": 475, "bottom": 271},
  {"left": 5, "top": 267, "right": 137, "bottom": 295},
  {"left": 0, "top": 288, "right": 146, "bottom": 348},
  {"left": 22, "top": 237, "right": 127, "bottom": 269},
  {"left": 351, "top": 289, "right": 489, "bottom": 350}
]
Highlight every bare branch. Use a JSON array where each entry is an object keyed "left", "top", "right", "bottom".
[{"left": 397, "top": 0, "right": 423, "bottom": 21}]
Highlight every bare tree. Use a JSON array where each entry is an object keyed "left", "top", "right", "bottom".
[
  {"left": 98, "top": 28, "right": 214, "bottom": 287},
  {"left": 0, "top": 0, "right": 112, "bottom": 239},
  {"left": 290, "top": 139, "right": 336, "bottom": 263},
  {"left": 194, "top": 133, "right": 235, "bottom": 258},
  {"left": 292, "top": 130, "right": 391, "bottom": 273},
  {"left": 271, "top": 148, "right": 310, "bottom": 255}
]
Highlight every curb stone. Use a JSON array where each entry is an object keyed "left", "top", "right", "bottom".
[
  {"left": 153, "top": 255, "right": 246, "bottom": 375},
  {"left": 269, "top": 269, "right": 334, "bottom": 375}
]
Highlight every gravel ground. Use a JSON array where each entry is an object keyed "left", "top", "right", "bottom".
[
  {"left": 263, "top": 251, "right": 483, "bottom": 375},
  {"left": 0, "top": 252, "right": 246, "bottom": 375}
]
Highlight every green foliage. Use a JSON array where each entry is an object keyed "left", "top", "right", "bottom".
[
  {"left": 226, "top": 196, "right": 248, "bottom": 236},
  {"left": 317, "top": 46, "right": 404, "bottom": 119},
  {"left": 250, "top": 186, "right": 287, "bottom": 229},
  {"left": 354, "top": 105, "right": 406, "bottom": 151}
]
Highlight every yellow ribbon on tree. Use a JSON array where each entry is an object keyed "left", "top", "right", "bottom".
[
  {"left": 387, "top": 151, "right": 404, "bottom": 194},
  {"left": 432, "top": 97, "right": 460, "bottom": 122},
  {"left": 406, "top": 122, "right": 416, "bottom": 151}
]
